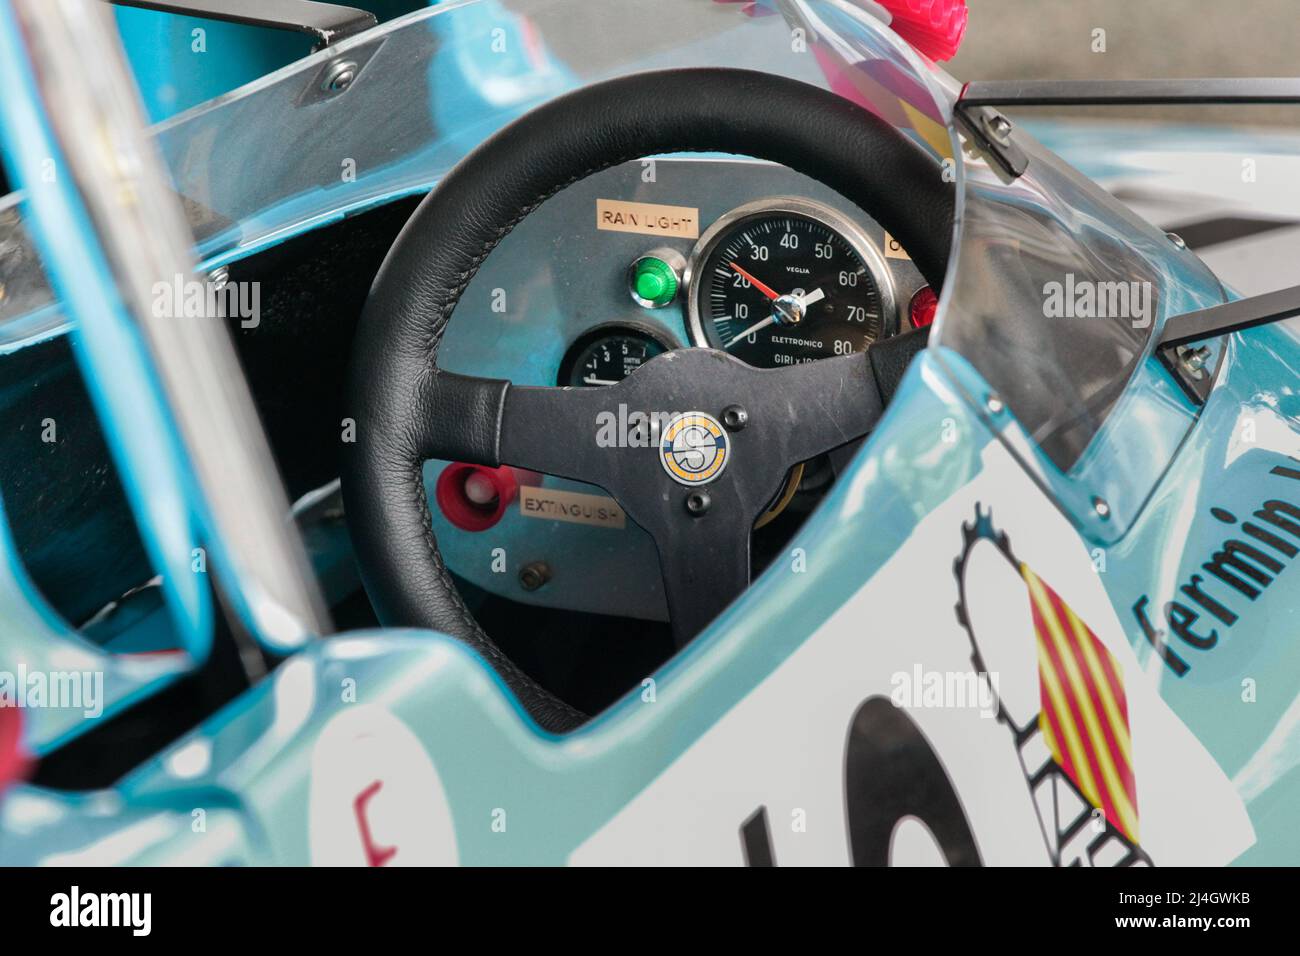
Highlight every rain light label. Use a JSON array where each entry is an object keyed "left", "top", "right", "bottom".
[{"left": 596, "top": 199, "right": 699, "bottom": 238}]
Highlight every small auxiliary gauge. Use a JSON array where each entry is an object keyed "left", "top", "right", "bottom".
[{"left": 558, "top": 324, "right": 676, "bottom": 387}]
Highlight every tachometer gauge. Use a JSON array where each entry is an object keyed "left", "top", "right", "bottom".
[
  {"left": 559, "top": 325, "right": 674, "bottom": 387},
  {"left": 685, "top": 198, "right": 895, "bottom": 368}
]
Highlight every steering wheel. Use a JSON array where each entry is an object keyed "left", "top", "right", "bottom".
[{"left": 341, "top": 69, "right": 954, "bottom": 731}]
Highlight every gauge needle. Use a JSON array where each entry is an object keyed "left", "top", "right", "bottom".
[
  {"left": 723, "top": 287, "right": 826, "bottom": 347},
  {"left": 728, "top": 262, "right": 780, "bottom": 301},
  {"left": 583, "top": 375, "right": 620, "bottom": 386},
  {"left": 725, "top": 315, "right": 776, "bottom": 347}
]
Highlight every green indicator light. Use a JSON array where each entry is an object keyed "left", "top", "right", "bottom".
[{"left": 632, "top": 257, "right": 678, "bottom": 308}]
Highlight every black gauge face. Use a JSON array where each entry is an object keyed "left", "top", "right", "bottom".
[
  {"left": 559, "top": 326, "right": 672, "bottom": 387},
  {"left": 691, "top": 210, "right": 888, "bottom": 368}
]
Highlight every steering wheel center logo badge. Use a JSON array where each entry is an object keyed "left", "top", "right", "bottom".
[{"left": 660, "top": 412, "right": 730, "bottom": 486}]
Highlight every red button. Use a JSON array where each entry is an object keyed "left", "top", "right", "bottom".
[
  {"left": 909, "top": 286, "right": 939, "bottom": 328},
  {"left": 435, "top": 463, "right": 520, "bottom": 532}
]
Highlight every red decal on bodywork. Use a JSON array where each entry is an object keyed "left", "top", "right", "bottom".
[{"left": 354, "top": 780, "right": 397, "bottom": 867}]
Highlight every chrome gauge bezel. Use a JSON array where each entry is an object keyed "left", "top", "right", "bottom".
[{"left": 683, "top": 196, "right": 898, "bottom": 354}]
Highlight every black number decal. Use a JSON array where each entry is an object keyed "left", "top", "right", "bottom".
[{"left": 843, "top": 697, "right": 982, "bottom": 866}]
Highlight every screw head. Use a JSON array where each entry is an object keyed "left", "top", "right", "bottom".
[
  {"left": 1166, "top": 232, "right": 1187, "bottom": 249},
  {"left": 518, "top": 561, "right": 551, "bottom": 591},
  {"left": 1178, "top": 344, "right": 1212, "bottom": 380},
  {"left": 721, "top": 405, "right": 748, "bottom": 431},
  {"left": 1092, "top": 496, "right": 1112, "bottom": 520},
  {"left": 685, "top": 491, "right": 711, "bottom": 516},
  {"left": 986, "top": 393, "right": 1005, "bottom": 414},
  {"left": 208, "top": 266, "right": 230, "bottom": 290},
  {"left": 983, "top": 113, "right": 1014, "bottom": 146},
  {"left": 322, "top": 60, "right": 358, "bottom": 93}
]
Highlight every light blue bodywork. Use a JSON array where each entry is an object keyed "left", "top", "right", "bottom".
[
  {"left": 0, "top": 0, "right": 1296, "bottom": 864},
  {"left": 0, "top": 0, "right": 212, "bottom": 751}
]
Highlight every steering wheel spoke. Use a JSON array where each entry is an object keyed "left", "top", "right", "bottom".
[
  {"left": 629, "top": 488, "right": 755, "bottom": 647},
  {"left": 410, "top": 369, "right": 510, "bottom": 467},
  {"left": 490, "top": 348, "right": 883, "bottom": 644},
  {"left": 423, "top": 348, "right": 891, "bottom": 649},
  {"left": 386, "top": 343, "right": 893, "bottom": 652},
  {"left": 745, "top": 351, "right": 884, "bottom": 465},
  {"left": 497, "top": 383, "right": 626, "bottom": 488}
]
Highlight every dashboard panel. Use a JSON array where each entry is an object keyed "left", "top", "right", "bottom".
[{"left": 431, "top": 157, "right": 928, "bottom": 621}]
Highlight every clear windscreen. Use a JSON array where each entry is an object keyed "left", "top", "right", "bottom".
[
  {"left": 934, "top": 114, "right": 1235, "bottom": 539},
  {"left": 135, "top": 0, "right": 960, "bottom": 257},
  {"left": 936, "top": 128, "right": 1227, "bottom": 465}
]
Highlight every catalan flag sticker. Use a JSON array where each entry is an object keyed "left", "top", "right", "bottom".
[{"left": 1021, "top": 563, "right": 1139, "bottom": 844}]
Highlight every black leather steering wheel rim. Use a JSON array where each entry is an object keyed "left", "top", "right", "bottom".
[{"left": 341, "top": 68, "right": 955, "bottom": 732}]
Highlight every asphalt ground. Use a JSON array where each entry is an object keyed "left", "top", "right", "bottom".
[
  {"left": 520, "top": 0, "right": 1300, "bottom": 125},
  {"left": 952, "top": 0, "right": 1300, "bottom": 81},
  {"left": 950, "top": 0, "right": 1300, "bottom": 125}
]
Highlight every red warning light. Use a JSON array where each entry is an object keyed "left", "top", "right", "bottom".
[{"left": 909, "top": 286, "right": 939, "bottom": 328}]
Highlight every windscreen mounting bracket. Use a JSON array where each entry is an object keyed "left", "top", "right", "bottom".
[
  {"left": 107, "top": 0, "right": 376, "bottom": 49},
  {"left": 1157, "top": 284, "right": 1300, "bottom": 404},
  {"left": 956, "top": 77, "right": 1300, "bottom": 182}
]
